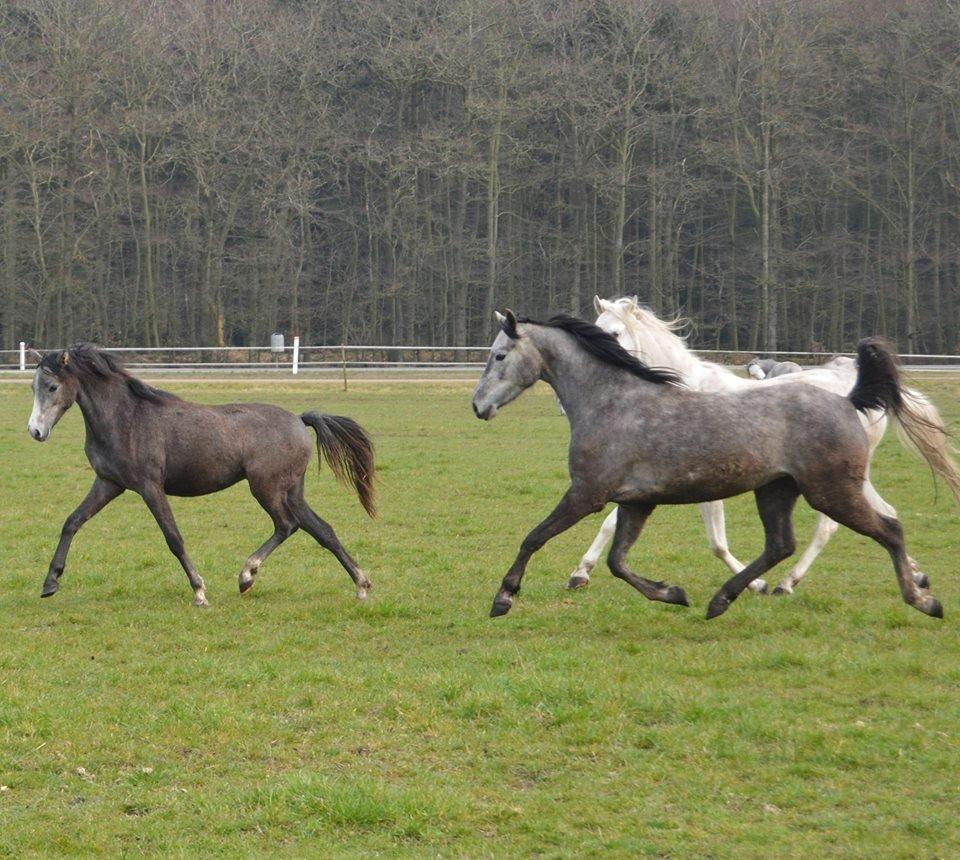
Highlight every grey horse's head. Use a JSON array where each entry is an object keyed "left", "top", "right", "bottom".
[
  {"left": 746, "top": 357, "right": 773, "bottom": 379},
  {"left": 472, "top": 310, "right": 543, "bottom": 420},
  {"left": 28, "top": 350, "right": 80, "bottom": 441}
]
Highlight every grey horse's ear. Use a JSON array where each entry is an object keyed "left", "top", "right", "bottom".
[
  {"left": 593, "top": 295, "right": 604, "bottom": 315},
  {"left": 502, "top": 309, "right": 520, "bottom": 339},
  {"left": 27, "top": 348, "right": 44, "bottom": 364},
  {"left": 59, "top": 350, "right": 70, "bottom": 366}
]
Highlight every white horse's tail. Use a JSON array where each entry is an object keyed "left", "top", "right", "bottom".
[{"left": 895, "top": 387, "right": 960, "bottom": 505}]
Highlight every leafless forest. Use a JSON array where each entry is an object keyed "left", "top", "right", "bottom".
[{"left": 2, "top": 0, "right": 960, "bottom": 352}]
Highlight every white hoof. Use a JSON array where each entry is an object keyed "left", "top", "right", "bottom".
[
  {"left": 566, "top": 568, "right": 592, "bottom": 589},
  {"left": 748, "top": 578, "right": 769, "bottom": 594}
]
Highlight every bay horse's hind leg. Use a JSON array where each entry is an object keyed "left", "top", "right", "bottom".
[
  {"left": 805, "top": 486, "right": 943, "bottom": 618},
  {"left": 707, "top": 477, "right": 800, "bottom": 619},
  {"left": 607, "top": 503, "right": 689, "bottom": 606},
  {"left": 287, "top": 482, "right": 371, "bottom": 599},
  {"left": 238, "top": 480, "right": 298, "bottom": 594}
]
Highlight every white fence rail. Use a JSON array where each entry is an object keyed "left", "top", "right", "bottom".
[{"left": 3, "top": 343, "right": 960, "bottom": 377}]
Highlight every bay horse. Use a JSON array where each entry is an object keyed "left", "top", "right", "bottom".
[
  {"left": 27, "top": 344, "right": 376, "bottom": 606},
  {"left": 472, "top": 311, "right": 944, "bottom": 622},
  {"left": 564, "top": 296, "right": 960, "bottom": 595}
]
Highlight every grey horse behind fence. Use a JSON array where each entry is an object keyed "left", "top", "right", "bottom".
[
  {"left": 27, "top": 344, "right": 376, "bottom": 605},
  {"left": 746, "top": 357, "right": 804, "bottom": 379},
  {"left": 472, "top": 311, "right": 944, "bottom": 622}
]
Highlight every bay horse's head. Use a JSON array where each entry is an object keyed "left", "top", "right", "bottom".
[
  {"left": 472, "top": 310, "right": 543, "bottom": 421},
  {"left": 27, "top": 349, "right": 80, "bottom": 441}
]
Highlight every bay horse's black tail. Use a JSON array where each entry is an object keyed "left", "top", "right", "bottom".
[
  {"left": 849, "top": 338, "right": 960, "bottom": 502},
  {"left": 300, "top": 413, "right": 378, "bottom": 517}
]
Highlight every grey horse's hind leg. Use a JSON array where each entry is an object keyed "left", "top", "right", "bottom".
[
  {"left": 607, "top": 503, "right": 689, "bottom": 606},
  {"left": 288, "top": 490, "right": 371, "bottom": 599},
  {"left": 707, "top": 477, "right": 800, "bottom": 619},
  {"left": 806, "top": 489, "right": 942, "bottom": 618},
  {"left": 139, "top": 484, "right": 209, "bottom": 606},
  {"left": 491, "top": 488, "right": 603, "bottom": 617},
  {"left": 41, "top": 477, "right": 124, "bottom": 597}
]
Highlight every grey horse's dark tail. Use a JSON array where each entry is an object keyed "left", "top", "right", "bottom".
[
  {"left": 300, "top": 413, "right": 378, "bottom": 517},
  {"left": 849, "top": 338, "right": 960, "bottom": 503}
]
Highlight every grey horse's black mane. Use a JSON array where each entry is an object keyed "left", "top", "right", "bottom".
[
  {"left": 39, "top": 343, "right": 179, "bottom": 404},
  {"left": 519, "top": 314, "right": 682, "bottom": 386}
]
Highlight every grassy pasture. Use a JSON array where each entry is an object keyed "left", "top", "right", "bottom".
[{"left": 1, "top": 377, "right": 959, "bottom": 857}]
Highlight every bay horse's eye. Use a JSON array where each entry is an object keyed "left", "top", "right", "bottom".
[{"left": 494, "top": 353, "right": 506, "bottom": 362}]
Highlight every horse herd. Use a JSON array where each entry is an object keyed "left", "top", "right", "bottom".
[{"left": 25, "top": 296, "right": 960, "bottom": 622}]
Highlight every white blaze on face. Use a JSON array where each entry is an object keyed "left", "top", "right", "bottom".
[
  {"left": 27, "top": 369, "right": 62, "bottom": 441},
  {"left": 748, "top": 363, "right": 766, "bottom": 380},
  {"left": 27, "top": 375, "right": 48, "bottom": 440}
]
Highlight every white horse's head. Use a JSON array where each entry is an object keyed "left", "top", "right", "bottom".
[{"left": 592, "top": 295, "right": 693, "bottom": 370}]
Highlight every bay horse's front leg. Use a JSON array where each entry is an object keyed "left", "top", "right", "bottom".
[
  {"left": 492, "top": 489, "right": 602, "bottom": 617},
  {"left": 139, "top": 485, "right": 209, "bottom": 606},
  {"left": 41, "top": 477, "right": 124, "bottom": 597}
]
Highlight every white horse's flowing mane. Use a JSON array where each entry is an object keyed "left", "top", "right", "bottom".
[{"left": 600, "top": 296, "right": 733, "bottom": 386}]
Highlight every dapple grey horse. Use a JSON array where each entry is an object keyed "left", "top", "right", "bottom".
[{"left": 472, "top": 311, "right": 943, "bottom": 622}]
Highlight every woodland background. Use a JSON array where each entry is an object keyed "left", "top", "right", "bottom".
[{"left": 2, "top": 0, "right": 960, "bottom": 353}]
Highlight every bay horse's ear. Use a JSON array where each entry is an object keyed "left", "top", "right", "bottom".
[{"left": 593, "top": 295, "right": 605, "bottom": 315}]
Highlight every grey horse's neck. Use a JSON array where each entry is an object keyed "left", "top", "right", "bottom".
[{"left": 529, "top": 325, "right": 646, "bottom": 423}]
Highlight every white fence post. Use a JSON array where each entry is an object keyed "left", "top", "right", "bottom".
[
  {"left": 292, "top": 336, "right": 300, "bottom": 375},
  {"left": 19, "top": 341, "right": 26, "bottom": 371}
]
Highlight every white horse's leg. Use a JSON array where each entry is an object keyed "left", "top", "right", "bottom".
[
  {"left": 567, "top": 507, "right": 618, "bottom": 588},
  {"left": 772, "top": 513, "right": 839, "bottom": 595},
  {"left": 698, "top": 501, "right": 768, "bottom": 593}
]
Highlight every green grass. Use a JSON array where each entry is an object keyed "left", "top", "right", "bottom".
[{"left": 1, "top": 378, "right": 959, "bottom": 856}]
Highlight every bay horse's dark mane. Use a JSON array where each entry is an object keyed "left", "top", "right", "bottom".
[
  {"left": 519, "top": 314, "right": 682, "bottom": 386},
  {"left": 39, "top": 343, "right": 179, "bottom": 404}
]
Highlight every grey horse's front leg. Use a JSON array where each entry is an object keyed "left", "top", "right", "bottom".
[
  {"left": 41, "top": 477, "right": 124, "bottom": 597},
  {"left": 139, "top": 484, "right": 209, "bottom": 606},
  {"left": 491, "top": 489, "right": 602, "bottom": 617},
  {"left": 607, "top": 502, "right": 689, "bottom": 606}
]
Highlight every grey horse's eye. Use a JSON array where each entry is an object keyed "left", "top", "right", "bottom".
[
  {"left": 494, "top": 353, "right": 506, "bottom": 362},
  {"left": 48, "top": 384, "right": 58, "bottom": 393}
]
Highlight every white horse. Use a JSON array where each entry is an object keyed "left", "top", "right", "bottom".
[{"left": 567, "top": 296, "right": 960, "bottom": 595}]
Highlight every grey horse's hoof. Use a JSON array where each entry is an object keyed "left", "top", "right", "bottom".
[
  {"left": 913, "top": 571, "right": 930, "bottom": 590},
  {"left": 490, "top": 597, "right": 513, "bottom": 617},
  {"left": 921, "top": 597, "right": 943, "bottom": 619},
  {"left": 40, "top": 585, "right": 58, "bottom": 598},
  {"left": 706, "top": 593, "right": 731, "bottom": 619},
  {"left": 239, "top": 578, "right": 255, "bottom": 595},
  {"left": 772, "top": 585, "right": 792, "bottom": 596},
  {"left": 566, "top": 575, "right": 590, "bottom": 590},
  {"left": 663, "top": 585, "right": 690, "bottom": 607}
]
